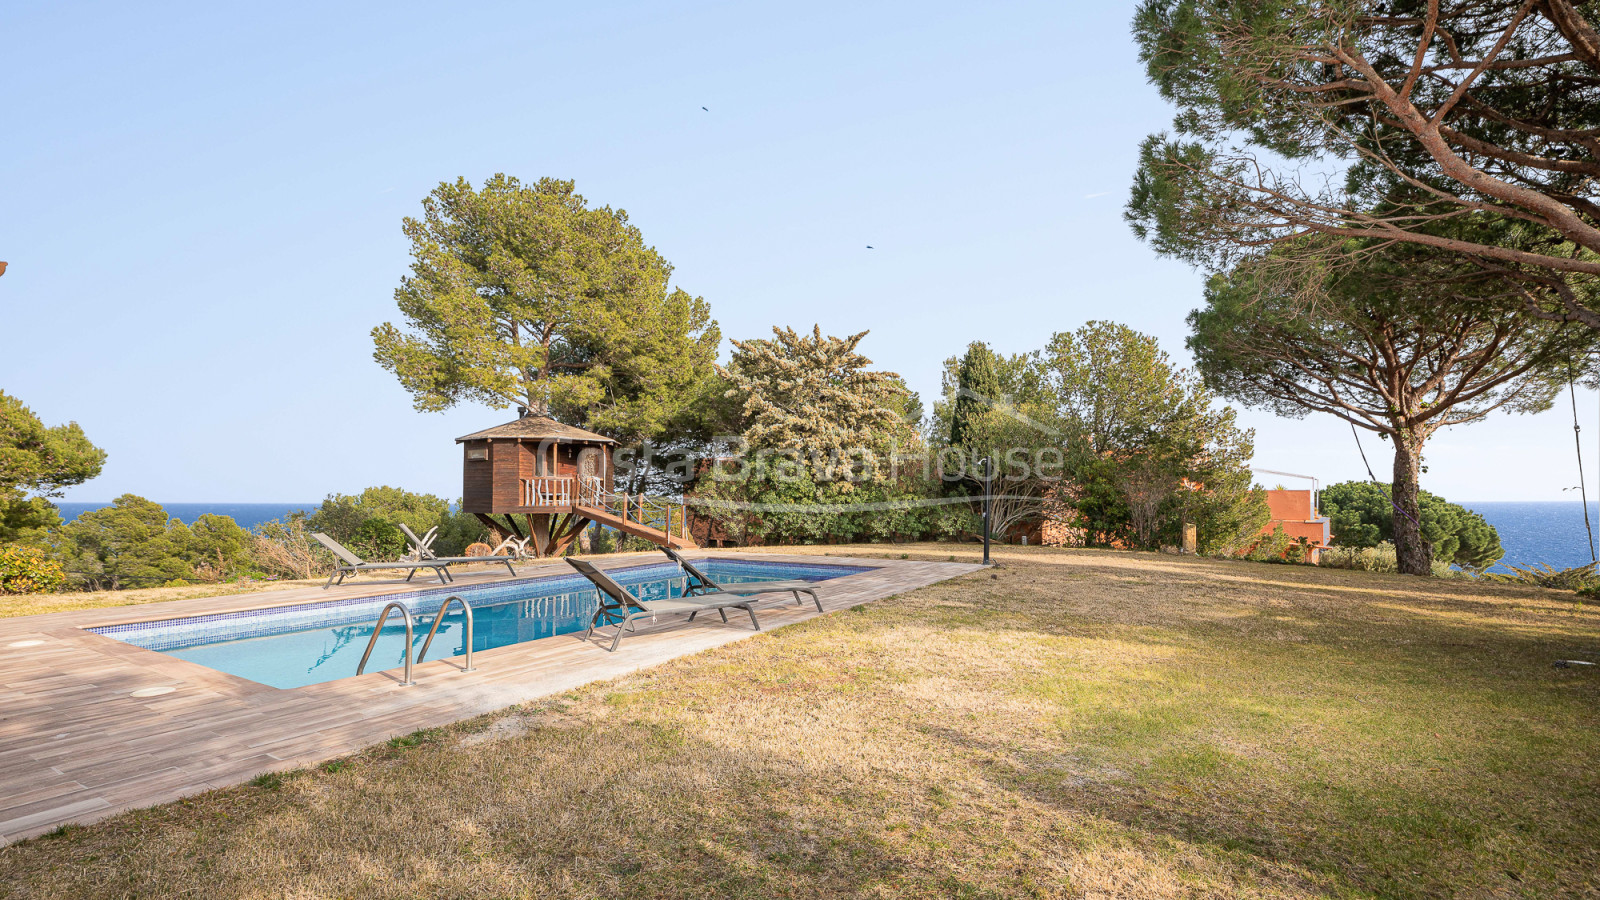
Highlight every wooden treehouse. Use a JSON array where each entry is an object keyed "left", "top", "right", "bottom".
[{"left": 457, "top": 408, "right": 695, "bottom": 557}]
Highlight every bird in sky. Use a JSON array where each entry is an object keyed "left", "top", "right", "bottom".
[
  {"left": 866, "top": 245, "right": 874, "bottom": 249},
  {"left": 701, "top": 106, "right": 708, "bottom": 111}
]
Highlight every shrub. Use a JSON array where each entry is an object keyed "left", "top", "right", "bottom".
[
  {"left": 1320, "top": 541, "right": 1400, "bottom": 573},
  {"left": 189, "top": 514, "right": 254, "bottom": 582},
  {"left": 1320, "top": 541, "right": 1466, "bottom": 577},
  {"left": 1320, "top": 482, "right": 1503, "bottom": 570},
  {"left": 250, "top": 516, "right": 332, "bottom": 580},
  {"left": 1230, "top": 525, "right": 1314, "bottom": 565},
  {"left": 0, "top": 544, "right": 66, "bottom": 594},
  {"left": 433, "top": 507, "right": 490, "bottom": 557},
  {"left": 1483, "top": 562, "right": 1599, "bottom": 592},
  {"left": 349, "top": 518, "right": 405, "bottom": 563},
  {"left": 306, "top": 487, "right": 449, "bottom": 547},
  {"left": 1284, "top": 538, "right": 1307, "bottom": 564}
]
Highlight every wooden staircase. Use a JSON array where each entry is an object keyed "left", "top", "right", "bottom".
[
  {"left": 480, "top": 476, "right": 697, "bottom": 555},
  {"left": 574, "top": 477, "right": 696, "bottom": 549},
  {"left": 575, "top": 504, "right": 697, "bottom": 550}
]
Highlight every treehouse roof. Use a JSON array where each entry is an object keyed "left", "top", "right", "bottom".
[{"left": 455, "top": 412, "right": 618, "bottom": 445}]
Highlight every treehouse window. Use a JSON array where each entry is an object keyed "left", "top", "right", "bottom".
[{"left": 466, "top": 446, "right": 488, "bottom": 461}]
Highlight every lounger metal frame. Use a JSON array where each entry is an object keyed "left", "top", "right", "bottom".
[
  {"left": 660, "top": 546, "right": 823, "bottom": 612},
  {"left": 567, "top": 558, "right": 762, "bottom": 652},
  {"left": 312, "top": 533, "right": 518, "bottom": 589}
]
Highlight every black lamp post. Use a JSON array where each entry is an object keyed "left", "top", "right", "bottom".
[{"left": 979, "top": 455, "right": 993, "bottom": 566}]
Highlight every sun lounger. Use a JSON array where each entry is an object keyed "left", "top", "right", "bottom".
[
  {"left": 566, "top": 557, "right": 763, "bottom": 651},
  {"left": 659, "top": 546, "right": 823, "bottom": 612},
  {"left": 313, "top": 532, "right": 452, "bottom": 587},
  {"left": 312, "top": 533, "right": 518, "bottom": 588},
  {"left": 398, "top": 523, "right": 439, "bottom": 560}
]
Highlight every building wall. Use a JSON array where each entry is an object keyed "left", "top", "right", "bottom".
[
  {"left": 461, "top": 441, "right": 493, "bottom": 513},
  {"left": 492, "top": 440, "right": 523, "bottom": 510},
  {"left": 1256, "top": 488, "right": 1332, "bottom": 561},
  {"left": 1266, "top": 490, "right": 1316, "bottom": 522}
]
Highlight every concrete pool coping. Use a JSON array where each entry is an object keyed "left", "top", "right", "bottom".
[{"left": 0, "top": 551, "right": 980, "bottom": 843}]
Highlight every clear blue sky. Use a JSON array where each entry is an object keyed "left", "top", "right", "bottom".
[{"left": 2, "top": 1, "right": 1594, "bottom": 503}]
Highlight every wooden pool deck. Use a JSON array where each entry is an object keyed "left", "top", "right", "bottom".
[{"left": 0, "top": 552, "right": 979, "bottom": 843}]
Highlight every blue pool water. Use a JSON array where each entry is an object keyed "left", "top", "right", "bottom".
[{"left": 92, "top": 559, "right": 870, "bottom": 689}]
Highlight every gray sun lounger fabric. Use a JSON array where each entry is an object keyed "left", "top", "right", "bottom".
[
  {"left": 312, "top": 533, "right": 518, "bottom": 588},
  {"left": 659, "top": 546, "right": 823, "bottom": 612},
  {"left": 567, "top": 557, "right": 762, "bottom": 651},
  {"left": 313, "top": 532, "right": 452, "bottom": 588}
]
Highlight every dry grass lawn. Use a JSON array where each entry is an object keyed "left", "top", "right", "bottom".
[
  {"left": 0, "top": 563, "right": 538, "bottom": 620},
  {"left": 0, "top": 578, "right": 326, "bottom": 619},
  {"left": 2, "top": 545, "right": 1597, "bottom": 899}
]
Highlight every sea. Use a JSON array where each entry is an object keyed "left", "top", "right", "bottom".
[
  {"left": 50, "top": 499, "right": 1600, "bottom": 573},
  {"left": 1462, "top": 501, "right": 1600, "bottom": 573}
]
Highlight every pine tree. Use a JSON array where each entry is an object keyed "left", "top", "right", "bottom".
[{"left": 949, "top": 342, "right": 1001, "bottom": 453}]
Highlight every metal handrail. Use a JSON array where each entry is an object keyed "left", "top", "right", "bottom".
[
  {"left": 356, "top": 601, "right": 415, "bottom": 685},
  {"left": 571, "top": 480, "right": 690, "bottom": 543},
  {"left": 578, "top": 474, "right": 605, "bottom": 506},
  {"left": 416, "top": 595, "right": 475, "bottom": 672}
]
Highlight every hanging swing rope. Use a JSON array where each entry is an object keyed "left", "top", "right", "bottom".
[
  {"left": 1569, "top": 369, "right": 1597, "bottom": 564},
  {"left": 1349, "top": 421, "right": 1421, "bottom": 527}
]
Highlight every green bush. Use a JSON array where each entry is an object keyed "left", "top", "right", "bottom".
[
  {"left": 189, "top": 514, "right": 254, "bottom": 582},
  {"left": 693, "top": 468, "right": 979, "bottom": 547},
  {"left": 1284, "top": 538, "right": 1307, "bottom": 564},
  {"left": 433, "top": 508, "right": 490, "bottom": 557},
  {"left": 350, "top": 518, "right": 406, "bottom": 562},
  {"left": 1320, "top": 482, "right": 1503, "bottom": 570},
  {"left": 0, "top": 544, "right": 66, "bottom": 594},
  {"left": 57, "top": 495, "right": 196, "bottom": 590},
  {"left": 306, "top": 487, "right": 449, "bottom": 547}
]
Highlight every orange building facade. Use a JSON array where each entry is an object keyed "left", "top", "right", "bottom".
[{"left": 1259, "top": 489, "right": 1332, "bottom": 562}]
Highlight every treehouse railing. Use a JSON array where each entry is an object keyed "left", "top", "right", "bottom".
[
  {"left": 521, "top": 476, "right": 574, "bottom": 508},
  {"left": 522, "top": 475, "right": 690, "bottom": 541}
]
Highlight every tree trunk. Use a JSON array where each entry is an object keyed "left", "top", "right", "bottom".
[
  {"left": 1391, "top": 430, "right": 1433, "bottom": 576},
  {"left": 529, "top": 514, "right": 550, "bottom": 558}
]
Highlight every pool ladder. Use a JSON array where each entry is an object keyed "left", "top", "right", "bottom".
[{"left": 355, "top": 596, "right": 476, "bottom": 686}]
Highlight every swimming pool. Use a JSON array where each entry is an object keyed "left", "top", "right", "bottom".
[{"left": 90, "top": 559, "right": 871, "bottom": 689}]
